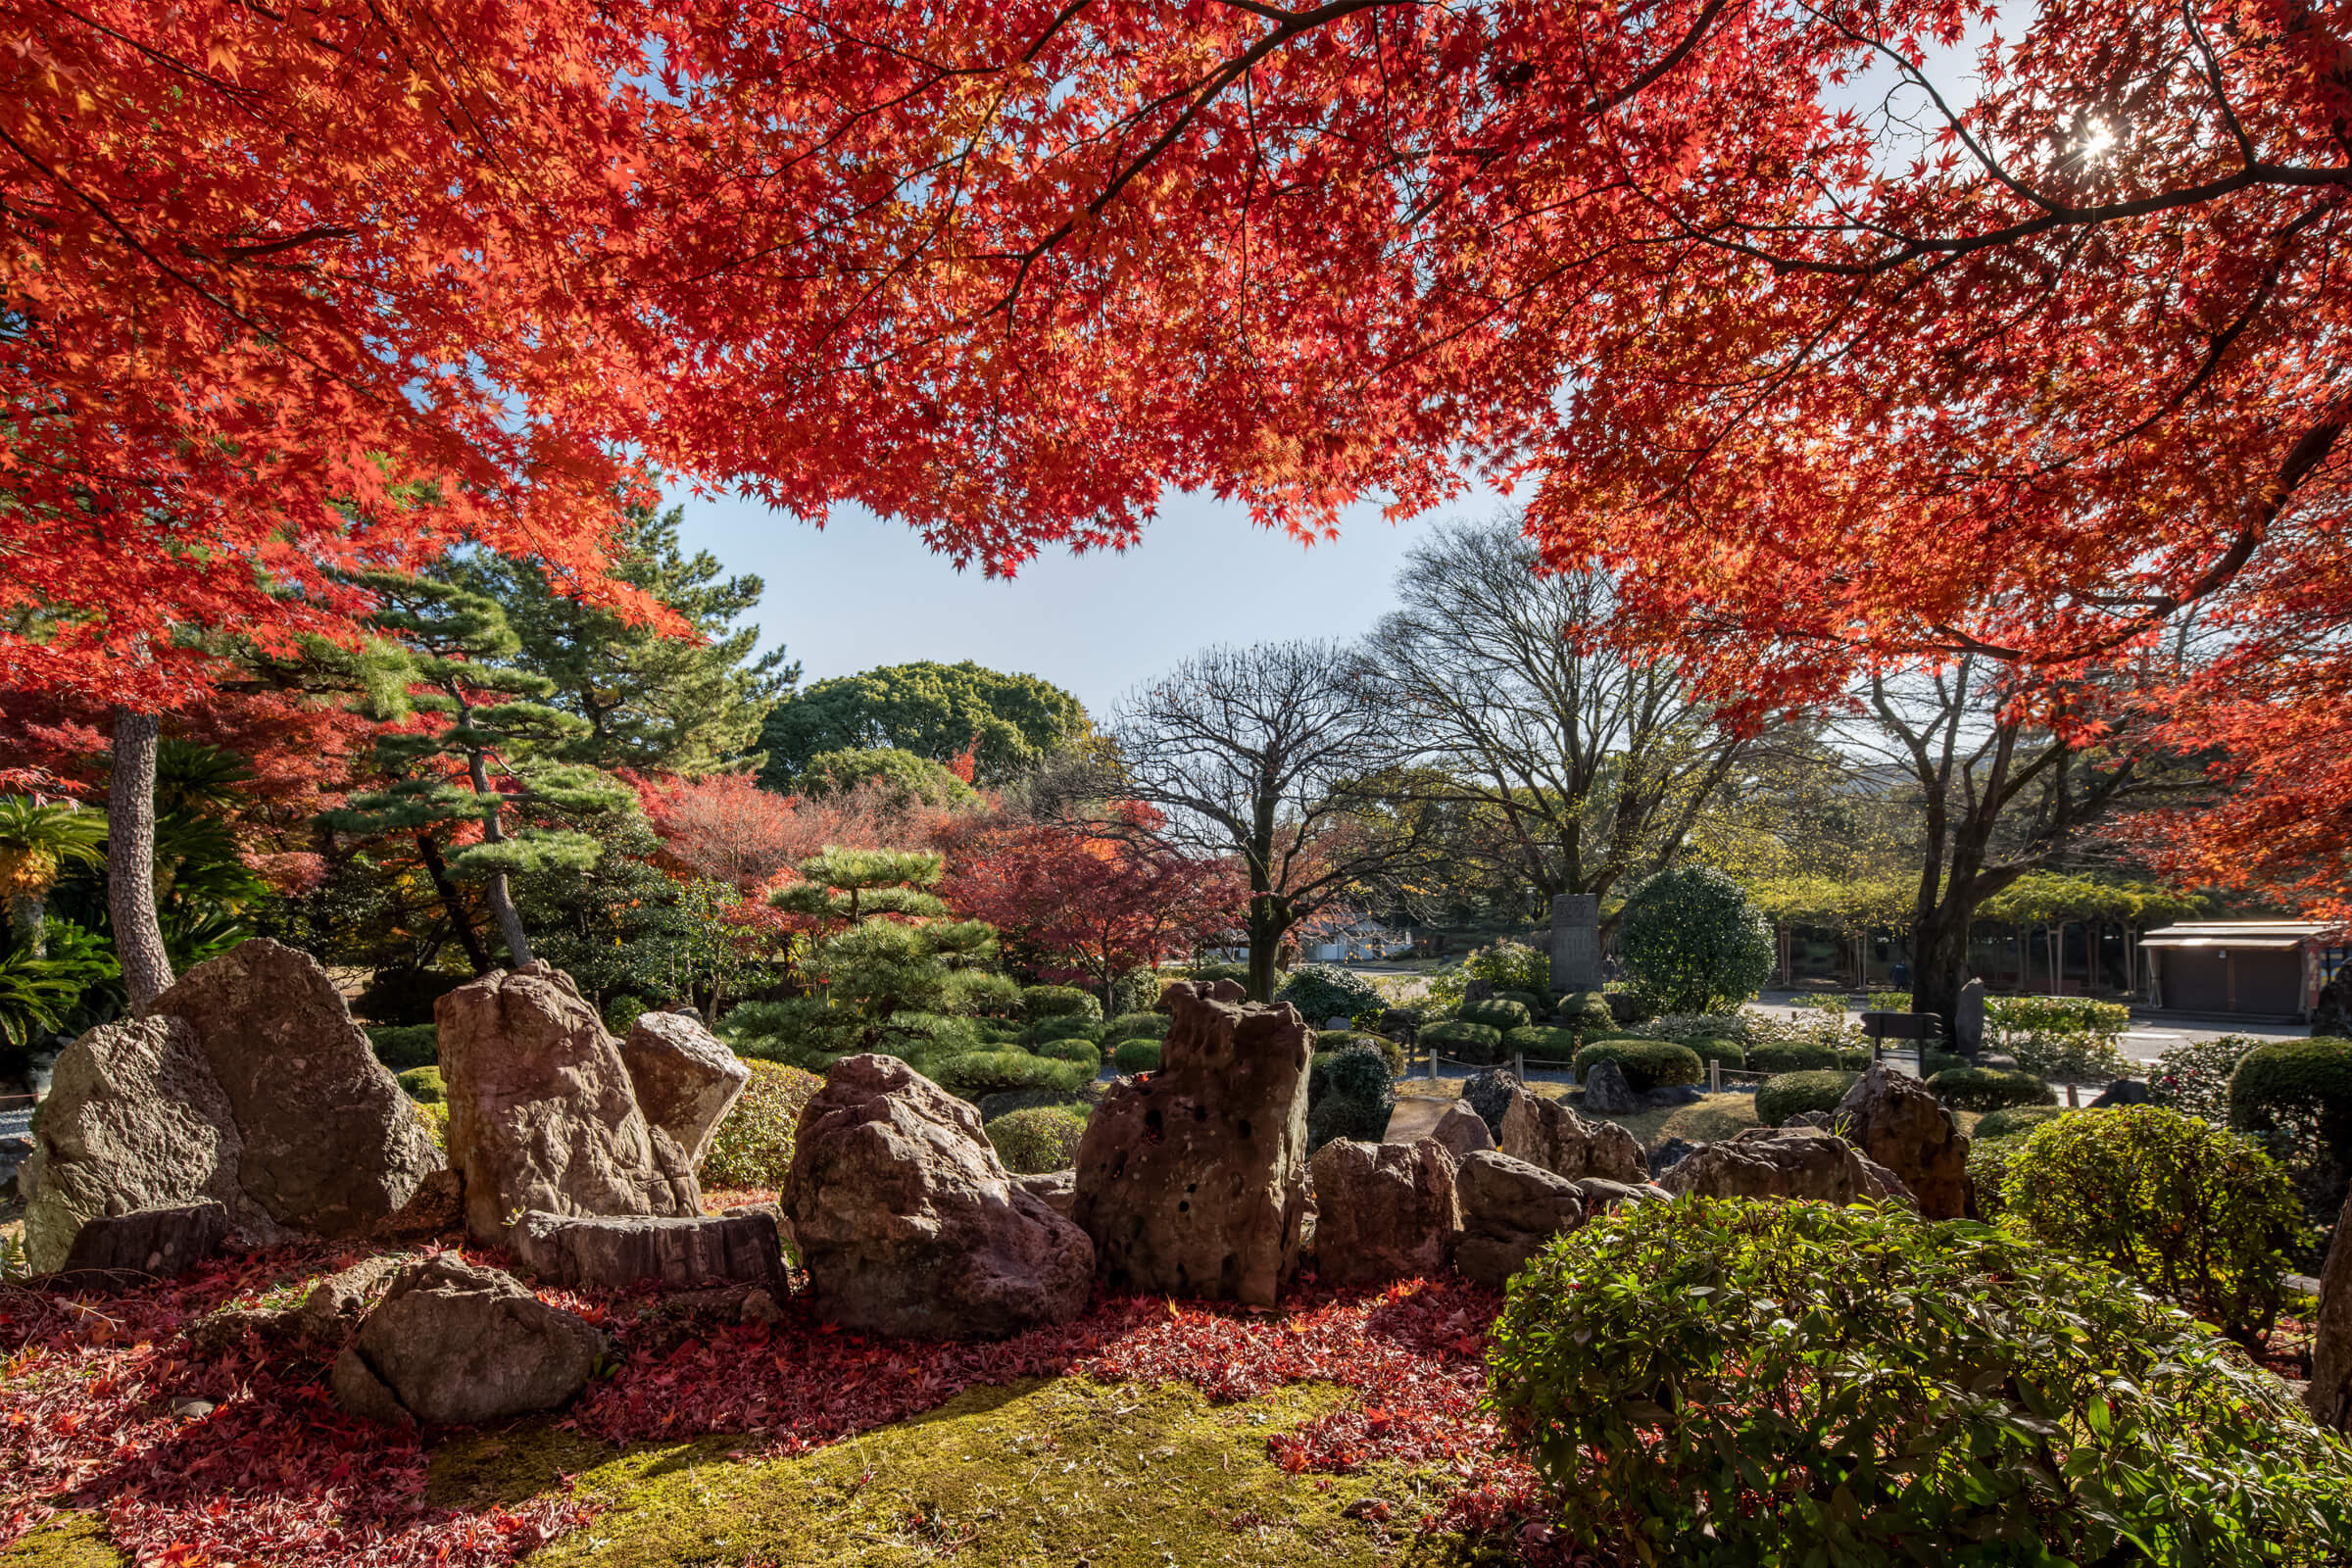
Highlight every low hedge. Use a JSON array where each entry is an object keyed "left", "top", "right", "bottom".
[
  {"left": 1460, "top": 998, "right": 1534, "bottom": 1032},
  {"left": 1026, "top": 1014, "right": 1106, "bottom": 1047},
  {"left": 976, "top": 1085, "right": 1102, "bottom": 1122},
  {"left": 1102, "top": 1011, "right": 1169, "bottom": 1045},
  {"left": 931, "top": 1051, "right": 1096, "bottom": 1102},
  {"left": 1110, "top": 1039, "right": 1163, "bottom": 1075},
  {"left": 1504, "top": 1025, "right": 1580, "bottom": 1062},
  {"left": 1755, "top": 1069, "right": 1859, "bottom": 1127},
  {"left": 396, "top": 1065, "right": 444, "bottom": 1103},
  {"left": 1928, "top": 1066, "right": 2057, "bottom": 1112},
  {"left": 1030, "top": 1038, "right": 1102, "bottom": 1072},
  {"left": 985, "top": 1105, "right": 1091, "bottom": 1174},
  {"left": 1019, "top": 985, "right": 1101, "bottom": 1021},
  {"left": 1975, "top": 1103, "right": 2068, "bottom": 1141},
  {"left": 702, "top": 1059, "right": 825, "bottom": 1191},
  {"left": 367, "top": 1024, "right": 438, "bottom": 1073},
  {"left": 1318, "top": 1030, "right": 1405, "bottom": 1076},
  {"left": 1573, "top": 1039, "right": 1704, "bottom": 1093},
  {"left": 1746, "top": 1039, "right": 1853, "bottom": 1076},
  {"left": 1555, "top": 991, "right": 1616, "bottom": 1030},
  {"left": 1423, "top": 1019, "right": 1505, "bottom": 1065},
  {"left": 1681, "top": 1035, "right": 1746, "bottom": 1069}
]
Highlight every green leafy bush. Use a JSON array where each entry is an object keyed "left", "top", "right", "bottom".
[
  {"left": 1110, "top": 1039, "right": 1163, "bottom": 1075},
  {"left": 1025, "top": 1014, "right": 1106, "bottom": 1046},
  {"left": 1423, "top": 1019, "right": 1504, "bottom": 1065},
  {"left": 2230, "top": 1037, "right": 2352, "bottom": 1217},
  {"left": 366, "top": 1024, "right": 438, "bottom": 1072},
  {"left": 976, "top": 1086, "right": 1099, "bottom": 1122},
  {"left": 1275, "top": 963, "right": 1385, "bottom": 1023},
  {"left": 395, "top": 1065, "right": 444, "bottom": 1103},
  {"left": 2150, "top": 1033, "right": 2267, "bottom": 1123},
  {"left": 1503, "top": 1025, "right": 1579, "bottom": 1062},
  {"left": 1464, "top": 939, "right": 1550, "bottom": 995},
  {"left": 1020, "top": 985, "right": 1101, "bottom": 1021},
  {"left": 1745, "top": 1038, "right": 1848, "bottom": 1075},
  {"left": 1103, "top": 1011, "right": 1169, "bottom": 1045},
  {"left": 1572, "top": 1038, "right": 1703, "bottom": 1092},
  {"left": 1458, "top": 998, "right": 1533, "bottom": 1032},
  {"left": 2005, "top": 1105, "right": 2309, "bottom": 1348},
  {"left": 1317, "top": 1030, "right": 1405, "bottom": 1075},
  {"left": 1306, "top": 1043, "right": 1396, "bottom": 1152},
  {"left": 1616, "top": 865, "right": 1774, "bottom": 1013},
  {"left": 985, "top": 1105, "right": 1090, "bottom": 1173},
  {"left": 1487, "top": 1197, "right": 2352, "bottom": 1566},
  {"left": 1968, "top": 1135, "right": 2018, "bottom": 1221},
  {"left": 1494, "top": 987, "right": 1545, "bottom": 1014},
  {"left": 601, "top": 994, "right": 647, "bottom": 1036},
  {"left": 1975, "top": 1103, "right": 2067, "bottom": 1141},
  {"left": 947, "top": 971, "right": 1023, "bottom": 1018},
  {"left": 931, "top": 1050, "right": 1096, "bottom": 1102},
  {"left": 1680, "top": 1036, "right": 1746, "bottom": 1069},
  {"left": 702, "top": 1059, "right": 825, "bottom": 1191},
  {"left": 1926, "top": 1065, "right": 2055, "bottom": 1111},
  {"left": 1987, "top": 995, "right": 2132, "bottom": 1082},
  {"left": 1029, "top": 1037, "right": 1102, "bottom": 1073},
  {"left": 1754, "top": 1069, "right": 1859, "bottom": 1127},
  {"left": 412, "top": 1099, "right": 447, "bottom": 1153},
  {"left": 1554, "top": 991, "right": 1614, "bottom": 1030}
]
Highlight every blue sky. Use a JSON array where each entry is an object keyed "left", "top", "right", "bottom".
[{"left": 668, "top": 484, "right": 1505, "bottom": 719}]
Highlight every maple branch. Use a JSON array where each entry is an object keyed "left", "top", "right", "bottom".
[
  {"left": 1585, "top": 0, "right": 1738, "bottom": 116},
  {"left": 219, "top": 226, "right": 361, "bottom": 263}
]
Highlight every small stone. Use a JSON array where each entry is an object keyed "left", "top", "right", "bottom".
[
  {"left": 170, "top": 1397, "right": 216, "bottom": 1420},
  {"left": 60, "top": 1201, "right": 227, "bottom": 1282},
  {"left": 2088, "top": 1078, "right": 2152, "bottom": 1108}
]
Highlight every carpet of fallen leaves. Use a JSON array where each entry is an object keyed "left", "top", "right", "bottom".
[{"left": 2, "top": 1245, "right": 1546, "bottom": 1568}]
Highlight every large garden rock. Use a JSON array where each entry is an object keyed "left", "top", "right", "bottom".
[
  {"left": 1499, "top": 1087, "right": 1647, "bottom": 1183},
  {"left": 148, "top": 939, "right": 437, "bottom": 1240},
  {"left": 1836, "top": 1064, "right": 1971, "bottom": 1218},
  {"left": 19, "top": 1015, "right": 285, "bottom": 1273},
  {"left": 437, "top": 962, "right": 700, "bottom": 1242},
  {"left": 1658, "top": 1127, "right": 1886, "bottom": 1204},
  {"left": 1070, "top": 981, "right": 1312, "bottom": 1305},
  {"left": 1579, "top": 1058, "right": 1642, "bottom": 1115},
  {"left": 58, "top": 1201, "right": 227, "bottom": 1284},
  {"left": 621, "top": 1011, "right": 750, "bottom": 1169},
  {"left": 331, "top": 1255, "right": 603, "bottom": 1426},
  {"left": 1453, "top": 1149, "right": 1585, "bottom": 1289},
  {"left": 511, "top": 1210, "right": 786, "bottom": 1291},
  {"left": 785, "top": 1054, "right": 1092, "bottom": 1340},
  {"left": 1428, "top": 1100, "right": 1494, "bottom": 1158},
  {"left": 1308, "top": 1138, "right": 1459, "bottom": 1289}
]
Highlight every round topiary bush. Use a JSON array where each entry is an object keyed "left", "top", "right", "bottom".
[
  {"left": 1494, "top": 987, "right": 1546, "bottom": 1014},
  {"left": 1025, "top": 1014, "right": 1106, "bottom": 1047},
  {"left": 1573, "top": 1038, "right": 1705, "bottom": 1092},
  {"left": 1306, "top": 1043, "right": 1396, "bottom": 1152},
  {"left": 984, "top": 1105, "right": 1091, "bottom": 1173},
  {"left": 2004, "top": 1104, "right": 2309, "bottom": 1348},
  {"left": 1616, "top": 865, "right": 1775, "bottom": 1014},
  {"left": 1745, "top": 1038, "right": 1844, "bottom": 1076},
  {"left": 1276, "top": 963, "right": 1386, "bottom": 1023},
  {"left": 1029, "top": 1038, "right": 1102, "bottom": 1072},
  {"left": 1111, "top": 1039, "right": 1163, "bottom": 1075},
  {"left": 1423, "top": 1019, "right": 1504, "bottom": 1066},
  {"left": 1554, "top": 991, "right": 1615, "bottom": 1031},
  {"left": 2230, "top": 1037, "right": 2352, "bottom": 1219},
  {"left": 931, "top": 1051, "right": 1096, "bottom": 1102},
  {"left": 396, "top": 1065, "right": 444, "bottom": 1103},
  {"left": 703, "top": 1059, "right": 825, "bottom": 1191},
  {"left": 1486, "top": 1198, "right": 2352, "bottom": 1564},
  {"left": 1975, "top": 1103, "right": 2068, "bottom": 1141},
  {"left": 1103, "top": 1011, "right": 1170, "bottom": 1045},
  {"left": 1459, "top": 997, "right": 1534, "bottom": 1032},
  {"left": 1504, "top": 1025, "right": 1580, "bottom": 1062},
  {"left": 1927, "top": 1065, "right": 2056, "bottom": 1112},
  {"left": 1318, "top": 1031, "right": 1406, "bottom": 1075},
  {"left": 1754, "top": 1069, "right": 1859, "bottom": 1127},
  {"left": 1181, "top": 961, "right": 1250, "bottom": 990},
  {"left": 1681, "top": 1036, "right": 1746, "bottom": 1069},
  {"left": 366, "top": 1023, "right": 438, "bottom": 1073},
  {"left": 1019, "top": 985, "right": 1102, "bottom": 1021}
]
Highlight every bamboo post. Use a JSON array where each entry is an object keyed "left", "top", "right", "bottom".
[{"left": 1708, "top": 1056, "right": 1721, "bottom": 1094}]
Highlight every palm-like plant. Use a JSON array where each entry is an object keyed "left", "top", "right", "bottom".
[{"left": 0, "top": 798, "right": 107, "bottom": 955}]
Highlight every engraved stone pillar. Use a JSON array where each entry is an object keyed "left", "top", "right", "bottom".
[{"left": 1549, "top": 894, "right": 1600, "bottom": 996}]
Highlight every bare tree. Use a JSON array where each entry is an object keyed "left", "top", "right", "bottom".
[
  {"left": 1111, "top": 641, "right": 1417, "bottom": 1001},
  {"left": 1355, "top": 517, "right": 1753, "bottom": 921}
]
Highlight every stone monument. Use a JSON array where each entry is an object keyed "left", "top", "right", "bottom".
[
  {"left": 1549, "top": 893, "right": 1600, "bottom": 995},
  {"left": 1954, "top": 977, "right": 1986, "bottom": 1059}
]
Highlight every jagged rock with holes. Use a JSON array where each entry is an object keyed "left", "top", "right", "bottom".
[
  {"left": 1428, "top": 1101, "right": 1494, "bottom": 1159},
  {"left": 1308, "top": 1138, "right": 1460, "bottom": 1289},
  {"left": 1658, "top": 1127, "right": 1904, "bottom": 1205},
  {"left": 510, "top": 1210, "right": 787, "bottom": 1292},
  {"left": 1452, "top": 1150, "right": 1586, "bottom": 1289},
  {"left": 1499, "top": 1086, "right": 1647, "bottom": 1184},
  {"left": 1836, "top": 1065, "right": 1971, "bottom": 1219},
  {"left": 331, "top": 1254, "right": 605, "bottom": 1426},
  {"left": 1578, "top": 1058, "right": 1642, "bottom": 1116},
  {"left": 786, "top": 1054, "right": 1093, "bottom": 1340},
  {"left": 436, "top": 961, "right": 700, "bottom": 1242},
  {"left": 1070, "top": 981, "right": 1313, "bottom": 1305},
  {"left": 621, "top": 1011, "right": 751, "bottom": 1169}
]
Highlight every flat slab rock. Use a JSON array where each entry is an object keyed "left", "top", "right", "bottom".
[
  {"left": 1659, "top": 1127, "right": 1906, "bottom": 1205},
  {"left": 511, "top": 1210, "right": 786, "bottom": 1292}
]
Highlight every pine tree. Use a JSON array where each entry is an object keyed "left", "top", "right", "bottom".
[{"left": 328, "top": 572, "right": 634, "bottom": 967}]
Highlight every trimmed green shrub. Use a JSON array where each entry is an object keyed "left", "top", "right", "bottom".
[
  {"left": 1554, "top": 991, "right": 1614, "bottom": 1030},
  {"left": 1987, "top": 995, "right": 2132, "bottom": 1082},
  {"left": 2230, "top": 1037, "right": 2352, "bottom": 1216},
  {"left": 1180, "top": 961, "right": 1250, "bottom": 990},
  {"left": 1020, "top": 985, "right": 1101, "bottom": 1021},
  {"left": 2005, "top": 1105, "right": 2309, "bottom": 1348},
  {"left": 1030, "top": 1038, "right": 1102, "bottom": 1073},
  {"left": 1025, "top": 1014, "right": 1106, "bottom": 1047},
  {"left": 1754, "top": 1069, "right": 1859, "bottom": 1127},
  {"left": 1111, "top": 1039, "right": 1163, "bottom": 1075},
  {"left": 1745, "top": 1038, "right": 1842, "bottom": 1076},
  {"left": 367, "top": 1023, "right": 438, "bottom": 1073},
  {"left": 976, "top": 1086, "right": 1100, "bottom": 1122},
  {"left": 1494, "top": 988, "right": 1545, "bottom": 1014},
  {"left": 931, "top": 1051, "right": 1096, "bottom": 1102},
  {"left": 947, "top": 971, "right": 1023, "bottom": 1018},
  {"left": 1459, "top": 998, "right": 1533, "bottom": 1032},
  {"left": 1968, "top": 1136, "right": 2018, "bottom": 1221},
  {"left": 703, "top": 1059, "right": 825, "bottom": 1191},
  {"left": 1573, "top": 1039, "right": 1704, "bottom": 1093},
  {"left": 1602, "top": 987, "right": 1654, "bottom": 1025},
  {"left": 1975, "top": 1102, "right": 2068, "bottom": 1141},
  {"left": 1318, "top": 1030, "right": 1405, "bottom": 1076},
  {"left": 1503, "top": 1025, "right": 1579, "bottom": 1062},
  {"left": 1102, "top": 1011, "right": 1170, "bottom": 1045},
  {"left": 2150, "top": 1034, "right": 2267, "bottom": 1123},
  {"left": 970, "top": 1018, "right": 1023, "bottom": 1045},
  {"left": 601, "top": 994, "right": 647, "bottom": 1036},
  {"left": 985, "top": 1105, "right": 1090, "bottom": 1173},
  {"left": 1681, "top": 1036, "right": 1746, "bottom": 1069},
  {"left": 1487, "top": 1198, "right": 2352, "bottom": 1565},
  {"left": 1307, "top": 1043, "right": 1396, "bottom": 1152},
  {"left": 1927, "top": 1065, "right": 2056, "bottom": 1112},
  {"left": 395, "top": 1065, "right": 444, "bottom": 1103},
  {"left": 1616, "top": 865, "right": 1774, "bottom": 1014},
  {"left": 1423, "top": 1019, "right": 1504, "bottom": 1065},
  {"left": 1464, "top": 940, "right": 1550, "bottom": 996},
  {"left": 1276, "top": 963, "right": 1385, "bottom": 1023}
]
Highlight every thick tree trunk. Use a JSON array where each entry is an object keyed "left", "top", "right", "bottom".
[
  {"left": 1246, "top": 899, "right": 1286, "bottom": 1003},
  {"left": 463, "top": 744, "right": 535, "bottom": 967},
  {"left": 110, "top": 708, "right": 175, "bottom": 1012},
  {"left": 416, "top": 830, "right": 494, "bottom": 974},
  {"left": 1910, "top": 903, "right": 1975, "bottom": 1043}
]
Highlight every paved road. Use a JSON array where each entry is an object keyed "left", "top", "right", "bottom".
[
  {"left": 1744, "top": 995, "right": 2305, "bottom": 1065},
  {"left": 0, "top": 1103, "right": 29, "bottom": 1141}
]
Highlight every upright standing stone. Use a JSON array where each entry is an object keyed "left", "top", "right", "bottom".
[
  {"left": 1954, "top": 978, "right": 1987, "bottom": 1058},
  {"left": 1499, "top": 1085, "right": 1647, "bottom": 1183},
  {"left": 1548, "top": 894, "right": 1600, "bottom": 995},
  {"left": 1308, "top": 1138, "right": 1459, "bottom": 1289},
  {"left": 437, "top": 962, "right": 700, "bottom": 1242},
  {"left": 1836, "top": 1064, "right": 1972, "bottom": 1219},
  {"left": 1070, "top": 981, "right": 1312, "bottom": 1305},
  {"left": 621, "top": 1011, "right": 751, "bottom": 1169}
]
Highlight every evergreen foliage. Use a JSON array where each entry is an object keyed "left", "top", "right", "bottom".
[
  {"left": 760, "top": 660, "right": 1092, "bottom": 789},
  {"left": 1617, "top": 865, "right": 1775, "bottom": 1013}
]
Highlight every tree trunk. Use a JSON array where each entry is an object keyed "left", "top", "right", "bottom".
[
  {"left": 1246, "top": 898, "right": 1286, "bottom": 1003},
  {"left": 1910, "top": 903, "right": 1975, "bottom": 1039},
  {"left": 464, "top": 745, "right": 535, "bottom": 967},
  {"left": 416, "top": 830, "right": 494, "bottom": 974},
  {"left": 8, "top": 893, "right": 46, "bottom": 955},
  {"left": 110, "top": 708, "right": 175, "bottom": 1011}
]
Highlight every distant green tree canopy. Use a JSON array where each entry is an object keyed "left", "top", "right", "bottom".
[
  {"left": 799, "top": 747, "right": 979, "bottom": 808},
  {"left": 759, "top": 661, "right": 1091, "bottom": 790}
]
